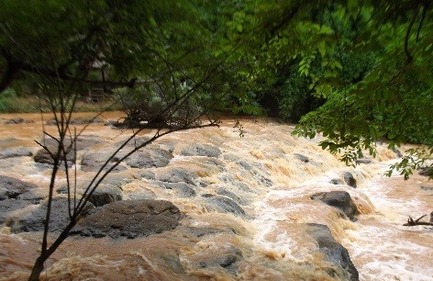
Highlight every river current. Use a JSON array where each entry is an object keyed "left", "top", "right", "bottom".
[{"left": 0, "top": 112, "right": 432, "bottom": 281}]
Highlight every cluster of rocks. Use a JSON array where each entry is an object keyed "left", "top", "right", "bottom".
[{"left": 0, "top": 126, "right": 364, "bottom": 280}]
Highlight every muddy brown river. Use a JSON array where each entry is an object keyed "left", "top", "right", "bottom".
[{"left": 0, "top": 112, "right": 432, "bottom": 281}]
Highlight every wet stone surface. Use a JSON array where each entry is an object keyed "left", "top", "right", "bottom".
[
  {"left": 72, "top": 199, "right": 182, "bottom": 239},
  {"left": 306, "top": 223, "right": 359, "bottom": 281}
]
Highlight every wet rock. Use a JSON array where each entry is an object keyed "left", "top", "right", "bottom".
[
  {"left": 157, "top": 168, "right": 197, "bottom": 185},
  {"left": 0, "top": 147, "right": 32, "bottom": 159},
  {"left": 10, "top": 198, "right": 94, "bottom": 233},
  {"left": 159, "top": 182, "right": 196, "bottom": 198},
  {"left": 81, "top": 152, "right": 127, "bottom": 173},
  {"left": 330, "top": 178, "right": 344, "bottom": 185},
  {"left": 85, "top": 184, "right": 123, "bottom": 207},
  {"left": 343, "top": 172, "right": 357, "bottom": 188},
  {"left": 0, "top": 175, "right": 38, "bottom": 200},
  {"left": 72, "top": 199, "right": 182, "bottom": 239},
  {"left": 34, "top": 147, "right": 75, "bottom": 165},
  {"left": 199, "top": 157, "right": 226, "bottom": 172},
  {"left": 124, "top": 148, "right": 173, "bottom": 168},
  {"left": 306, "top": 223, "right": 359, "bottom": 281},
  {"left": 180, "top": 143, "right": 221, "bottom": 158},
  {"left": 294, "top": 153, "right": 310, "bottom": 163},
  {"left": 136, "top": 170, "right": 156, "bottom": 180},
  {"left": 0, "top": 199, "right": 31, "bottom": 225},
  {"left": 216, "top": 188, "right": 247, "bottom": 205},
  {"left": 205, "top": 195, "right": 245, "bottom": 217},
  {"left": 218, "top": 174, "right": 253, "bottom": 193},
  {"left": 311, "top": 191, "right": 359, "bottom": 220},
  {"left": 195, "top": 246, "right": 243, "bottom": 274}
]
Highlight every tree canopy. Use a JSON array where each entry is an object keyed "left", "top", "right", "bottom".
[{"left": 1, "top": 0, "right": 432, "bottom": 176}]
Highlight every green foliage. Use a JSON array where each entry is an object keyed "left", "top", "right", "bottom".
[{"left": 2, "top": 0, "right": 433, "bottom": 177}]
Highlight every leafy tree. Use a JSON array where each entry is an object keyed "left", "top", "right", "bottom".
[{"left": 235, "top": 0, "right": 433, "bottom": 177}]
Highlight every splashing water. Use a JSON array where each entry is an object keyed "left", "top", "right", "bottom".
[{"left": 0, "top": 113, "right": 432, "bottom": 281}]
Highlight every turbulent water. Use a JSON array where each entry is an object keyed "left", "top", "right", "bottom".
[{"left": 0, "top": 112, "right": 432, "bottom": 281}]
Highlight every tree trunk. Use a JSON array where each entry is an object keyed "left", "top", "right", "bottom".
[{"left": 28, "top": 255, "right": 47, "bottom": 281}]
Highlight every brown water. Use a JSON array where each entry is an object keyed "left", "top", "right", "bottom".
[{"left": 0, "top": 112, "right": 432, "bottom": 281}]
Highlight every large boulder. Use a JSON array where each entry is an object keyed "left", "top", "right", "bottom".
[
  {"left": 311, "top": 191, "right": 359, "bottom": 220},
  {"left": 306, "top": 223, "right": 359, "bottom": 281},
  {"left": 72, "top": 199, "right": 182, "bottom": 239}
]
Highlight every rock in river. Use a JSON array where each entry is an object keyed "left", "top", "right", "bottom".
[
  {"left": 72, "top": 199, "right": 182, "bottom": 239},
  {"left": 306, "top": 223, "right": 359, "bottom": 281},
  {"left": 311, "top": 191, "right": 359, "bottom": 220}
]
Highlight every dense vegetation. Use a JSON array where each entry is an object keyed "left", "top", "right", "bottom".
[
  {"left": 1, "top": 1, "right": 432, "bottom": 279},
  {"left": 1, "top": 0, "right": 432, "bottom": 170}
]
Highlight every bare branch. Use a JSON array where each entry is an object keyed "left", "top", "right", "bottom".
[{"left": 403, "top": 214, "right": 433, "bottom": 226}]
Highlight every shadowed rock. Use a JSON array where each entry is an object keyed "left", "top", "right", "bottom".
[
  {"left": 180, "top": 143, "right": 221, "bottom": 157},
  {"left": 311, "top": 191, "right": 359, "bottom": 220},
  {"left": 72, "top": 199, "right": 182, "bottom": 239},
  {"left": 306, "top": 223, "right": 359, "bottom": 281},
  {"left": 343, "top": 172, "right": 357, "bottom": 188},
  {"left": 0, "top": 175, "right": 38, "bottom": 200}
]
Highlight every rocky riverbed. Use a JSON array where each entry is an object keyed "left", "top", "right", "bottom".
[{"left": 0, "top": 112, "right": 432, "bottom": 281}]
